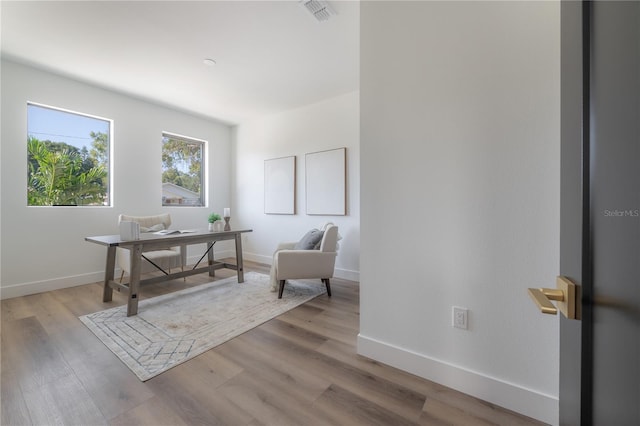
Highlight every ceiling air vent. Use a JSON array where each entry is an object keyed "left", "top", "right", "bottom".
[{"left": 300, "top": 0, "right": 336, "bottom": 22}]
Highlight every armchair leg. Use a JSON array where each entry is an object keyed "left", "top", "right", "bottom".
[
  {"left": 322, "top": 279, "right": 332, "bottom": 297},
  {"left": 119, "top": 271, "right": 124, "bottom": 283},
  {"left": 278, "top": 280, "right": 286, "bottom": 299}
]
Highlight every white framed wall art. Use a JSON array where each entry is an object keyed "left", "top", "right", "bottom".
[
  {"left": 264, "top": 156, "right": 296, "bottom": 215},
  {"left": 305, "top": 147, "right": 346, "bottom": 216}
]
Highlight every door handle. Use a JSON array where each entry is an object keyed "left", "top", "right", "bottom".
[{"left": 528, "top": 276, "right": 576, "bottom": 319}]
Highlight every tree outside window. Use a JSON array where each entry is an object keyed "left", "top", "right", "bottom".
[
  {"left": 161, "top": 133, "right": 205, "bottom": 206},
  {"left": 27, "top": 103, "right": 111, "bottom": 206}
]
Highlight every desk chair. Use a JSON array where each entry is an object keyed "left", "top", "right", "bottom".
[{"left": 116, "top": 214, "right": 186, "bottom": 282}]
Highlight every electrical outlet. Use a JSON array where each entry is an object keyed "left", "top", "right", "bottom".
[{"left": 452, "top": 306, "right": 468, "bottom": 330}]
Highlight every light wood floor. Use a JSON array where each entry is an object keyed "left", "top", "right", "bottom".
[{"left": 1, "top": 260, "right": 544, "bottom": 426}]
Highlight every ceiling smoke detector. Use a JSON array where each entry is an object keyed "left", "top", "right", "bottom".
[{"left": 299, "top": 0, "right": 336, "bottom": 22}]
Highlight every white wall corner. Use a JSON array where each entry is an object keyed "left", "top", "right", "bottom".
[
  {"left": 357, "top": 334, "right": 559, "bottom": 426},
  {"left": 233, "top": 91, "right": 360, "bottom": 285}
]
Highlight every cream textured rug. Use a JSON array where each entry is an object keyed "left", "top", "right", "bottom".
[{"left": 79, "top": 272, "right": 325, "bottom": 381}]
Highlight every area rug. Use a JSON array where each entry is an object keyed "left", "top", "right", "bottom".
[{"left": 79, "top": 272, "right": 325, "bottom": 381}]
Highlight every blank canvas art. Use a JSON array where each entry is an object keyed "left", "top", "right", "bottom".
[
  {"left": 305, "top": 148, "right": 346, "bottom": 215},
  {"left": 264, "top": 156, "right": 296, "bottom": 214}
]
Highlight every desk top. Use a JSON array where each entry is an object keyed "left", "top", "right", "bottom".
[{"left": 85, "top": 228, "right": 252, "bottom": 247}]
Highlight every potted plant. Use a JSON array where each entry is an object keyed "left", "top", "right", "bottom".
[{"left": 208, "top": 212, "right": 222, "bottom": 231}]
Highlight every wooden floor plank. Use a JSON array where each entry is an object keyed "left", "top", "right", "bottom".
[
  {"left": 0, "top": 294, "right": 38, "bottom": 322},
  {"left": 217, "top": 368, "right": 337, "bottom": 426},
  {"left": 20, "top": 373, "right": 107, "bottom": 426},
  {"left": 25, "top": 288, "right": 157, "bottom": 421},
  {"left": 184, "top": 349, "right": 245, "bottom": 383},
  {"left": 0, "top": 368, "right": 33, "bottom": 426},
  {"left": 316, "top": 338, "right": 451, "bottom": 398},
  {"left": 109, "top": 396, "right": 190, "bottom": 426},
  {"left": 423, "top": 386, "right": 543, "bottom": 426},
  {"left": 144, "top": 354, "right": 253, "bottom": 426},
  {"left": 256, "top": 317, "right": 328, "bottom": 351},
  {"left": 63, "top": 343, "right": 156, "bottom": 422},
  {"left": 242, "top": 326, "right": 427, "bottom": 422},
  {"left": 276, "top": 307, "right": 358, "bottom": 346},
  {"left": 216, "top": 331, "right": 332, "bottom": 403},
  {"left": 313, "top": 383, "right": 417, "bottom": 426},
  {"left": 420, "top": 397, "right": 496, "bottom": 426},
  {"left": 1, "top": 315, "right": 73, "bottom": 392}
]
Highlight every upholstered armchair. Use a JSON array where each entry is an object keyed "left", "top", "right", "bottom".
[
  {"left": 272, "top": 224, "right": 339, "bottom": 299},
  {"left": 116, "top": 214, "right": 186, "bottom": 282}
]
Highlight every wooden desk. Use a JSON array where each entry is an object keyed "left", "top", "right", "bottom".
[{"left": 86, "top": 228, "right": 252, "bottom": 316}]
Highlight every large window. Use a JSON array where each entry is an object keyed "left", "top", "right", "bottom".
[
  {"left": 161, "top": 132, "right": 205, "bottom": 206},
  {"left": 27, "top": 103, "right": 112, "bottom": 206}
]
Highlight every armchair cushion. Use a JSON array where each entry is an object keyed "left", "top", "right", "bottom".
[
  {"left": 275, "top": 250, "right": 337, "bottom": 280},
  {"left": 294, "top": 229, "right": 324, "bottom": 250}
]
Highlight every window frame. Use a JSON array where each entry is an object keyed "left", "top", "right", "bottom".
[{"left": 26, "top": 102, "right": 114, "bottom": 207}]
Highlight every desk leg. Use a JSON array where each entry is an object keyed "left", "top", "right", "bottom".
[
  {"left": 207, "top": 242, "right": 215, "bottom": 277},
  {"left": 103, "top": 246, "right": 116, "bottom": 302},
  {"left": 127, "top": 244, "right": 142, "bottom": 317},
  {"left": 235, "top": 233, "right": 245, "bottom": 283}
]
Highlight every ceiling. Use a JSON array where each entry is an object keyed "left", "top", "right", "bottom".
[{"left": 1, "top": 1, "right": 359, "bottom": 125}]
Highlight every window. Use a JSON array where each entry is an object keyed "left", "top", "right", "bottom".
[
  {"left": 161, "top": 132, "right": 205, "bottom": 206},
  {"left": 27, "top": 103, "right": 112, "bottom": 206}
]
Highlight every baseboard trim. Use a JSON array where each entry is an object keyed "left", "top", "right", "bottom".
[
  {"left": 1, "top": 271, "right": 105, "bottom": 300},
  {"left": 357, "top": 334, "right": 558, "bottom": 425},
  {"left": 244, "top": 252, "right": 360, "bottom": 282},
  {"left": 245, "top": 252, "right": 272, "bottom": 265},
  {"left": 1, "top": 251, "right": 360, "bottom": 300},
  {"left": 333, "top": 267, "right": 359, "bottom": 282},
  {"left": 1, "top": 250, "right": 239, "bottom": 300}
]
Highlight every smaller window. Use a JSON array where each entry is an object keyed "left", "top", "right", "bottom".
[{"left": 161, "top": 133, "right": 205, "bottom": 207}]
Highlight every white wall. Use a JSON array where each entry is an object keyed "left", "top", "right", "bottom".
[
  {"left": 359, "top": 2, "right": 560, "bottom": 424},
  {"left": 0, "top": 60, "right": 232, "bottom": 298},
  {"left": 233, "top": 91, "right": 359, "bottom": 281}
]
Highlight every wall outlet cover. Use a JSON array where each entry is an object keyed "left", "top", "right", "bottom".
[{"left": 453, "top": 306, "right": 468, "bottom": 330}]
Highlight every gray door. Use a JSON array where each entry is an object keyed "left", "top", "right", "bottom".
[{"left": 559, "top": 1, "right": 639, "bottom": 425}]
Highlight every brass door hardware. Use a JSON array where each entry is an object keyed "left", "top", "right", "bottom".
[{"left": 528, "top": 276, "right": 576, "bottom": 319}]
